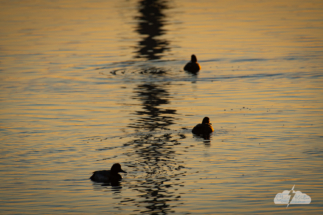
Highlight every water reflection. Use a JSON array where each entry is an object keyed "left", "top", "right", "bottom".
[
  {"left": 134, "top": 0, "right": 170, "bottom": 60},
  {"left": 117, "top": 0, "right": 187, "bottom": 213},
  {"left": 128, "top": 82, "right": 176, "bottom": 131},
  {"left": 92, "top": 183, "right": 123, "bottom": 191},
  {"left": 193, "top": 133, "right": 212, "bottom": 141},
  {"left": 121, "top": 133, "right": 186, "bottom": 214},
  {"left": 130, "top": 0, "right": 174, "bottom": 131},
  {"left": 123, "top": 76, "right": 186, "bottom": 213}
]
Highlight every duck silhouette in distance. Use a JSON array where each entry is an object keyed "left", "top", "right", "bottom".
[
  {"left": 90, "top": 163, "right": 126, "bottom": 185},
  {"left": 184, "top": 54, "right": 201, "bottom": 73},
  {"left": 192, "top": 117, "right": 214, "bottom": 135}
]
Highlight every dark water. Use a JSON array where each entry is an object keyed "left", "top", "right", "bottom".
[{"left": 0, "top": 0, "right": 323, "bottom": 214}]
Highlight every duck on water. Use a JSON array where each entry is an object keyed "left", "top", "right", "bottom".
[
  {"left": 192, "top": 117, "right": 214, "bottom": 135},
  {"left": 90, "top": 163, "right": 126, "bottom": 185},
  {"left": 184, "top": 54, "right": 201, "bottom": 73}
]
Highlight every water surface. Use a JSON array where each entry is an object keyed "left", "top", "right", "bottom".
[{"left": 0, "top": 0, "right": 323, "bottom": 214}]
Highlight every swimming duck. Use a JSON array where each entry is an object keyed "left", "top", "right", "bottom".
[
  {"left": 192, "top": 117, "right": 214, "bottom": 135},
  {"left": 90, "top": 163, "right": 126, "bottom": 184},
  {"left": 184, "top": 54, "right": 201, "bottom": 73}
]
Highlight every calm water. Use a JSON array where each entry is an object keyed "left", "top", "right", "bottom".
[{"left": 1, "top": 0, "right": 323, "bottom": 214}]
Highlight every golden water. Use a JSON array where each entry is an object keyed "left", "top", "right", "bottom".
[{"left": 0, "top": 0, "right": 323, "bottom": 214}]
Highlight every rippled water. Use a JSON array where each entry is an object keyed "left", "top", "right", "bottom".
[{"left": 1, "top": 0, "right": 323, "bottom": 214}]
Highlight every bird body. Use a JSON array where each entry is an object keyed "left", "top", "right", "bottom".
[
  {"left": 184, "top": 54, "right": 201, "bottom": 73},
  {"left": 192, "top": 117, "right": 214, "bottom": 135},
  {"left": 90, "top": 163, "right": 126, "bottom": 184}
]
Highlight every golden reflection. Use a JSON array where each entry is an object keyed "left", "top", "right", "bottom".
[
  {"left": 133, "top": 0, "right": 170, "bottom": 59},
  {"left": 0, "top": 0, "right": 323, "bottom": 214}
]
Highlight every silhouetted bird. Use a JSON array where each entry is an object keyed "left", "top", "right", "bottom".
[
  {"left": 90, "top": 163, "right": 126, "bottom": 184},
  {"left": 184, "top": 54, "right": 201, "bottom": 73},
  {"left": 192, "top": 117, "right": 214, "bottom": 135}
]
